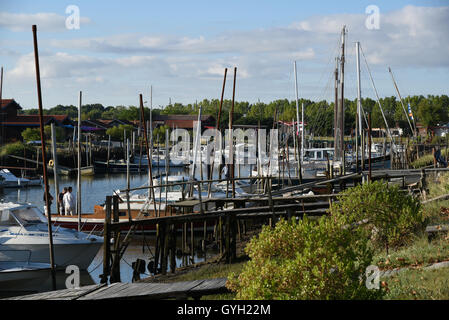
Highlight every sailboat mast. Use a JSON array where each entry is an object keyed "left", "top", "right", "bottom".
[
  {"left": 77, "top": 91, "right": 82, "bottom": 232},
  {"left": 388, "top": 67, "right": 415, "bottom": 137},
  {"left": 339, "top": 26, "right": 346, "bottom": 174},
  {"left": 356, "top": 41, "right": 363, "bottom": 172},
  {"left": 301, "top": 102, "right": 305, "bottom": 164},
  {"left": 293, "top": 61, "right": 301, "bottom": 174},
  {"left": 334, "top": 57, "right": 339, "bottom": 158}
]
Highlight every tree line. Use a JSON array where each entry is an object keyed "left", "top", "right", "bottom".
[{"left": 21, "top": 95, "right": 449, "bottom": 137}]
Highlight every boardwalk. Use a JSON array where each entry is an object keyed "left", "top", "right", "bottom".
[{"left": 5, "top": 278, "right": 229, "bottom": 300}]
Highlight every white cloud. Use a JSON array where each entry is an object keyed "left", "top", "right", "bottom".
[{"left": 0, "top": 11, "right": 90, "bottom": 32}]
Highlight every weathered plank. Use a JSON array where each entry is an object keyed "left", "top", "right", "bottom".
[{"left": 5, "top": 279, "right": 229, "bottom": 300}]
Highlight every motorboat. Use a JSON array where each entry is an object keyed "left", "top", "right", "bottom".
[
  {"left": 0, "top": 202, "right": 103, "bottom": 270},
  {"left": 0, "top": 261, "right": 51, "bottom": 296},
  {"left": 0, "top": 169, "right": 42, "bottom": 188}
]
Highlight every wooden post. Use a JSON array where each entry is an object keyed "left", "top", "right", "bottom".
[
  {"left": 170, "top": 224, "right": 176, "bottom": 273},
  {"left": 161, "top": 222, "right": 169, "bottom": 275},
  {"left": 153, "top": 223, "right": 160, "bottom": 273},
  {"left": 421, "top": 168, "right": 427, "bottom": 200},
  {"left": 218, "top": 216, "right": 223, "bottom": 256},
  {"left": 230, "top": 213, "right": 237, "bottom": 263},
  {"left": 32, "top": 24, "right": 56, "bottom": 290},
  {"left": 101, "top": 196, "right": 112, "bottom": 284},
  {"left": 107, "top": 135, "right": 111, "bottom": 170},
  {"left": 50, "top": 123, "right": 60, "bottom": 215},
  {"left": 225, "top": 213, "right": 230, "bottom": 263},
  {"left": 190, "top": 221, "right": 195, "bottom": 264},
  {"left": 110, "top": 195, "right": 121, "bottom": 283}
]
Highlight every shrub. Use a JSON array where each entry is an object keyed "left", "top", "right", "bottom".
[
  {"left": 226, "top": 217, "right": 383, "bottom": 300},
  {"left": 329, "top": 181, "right": 425, "bottom": 252},
  {"left": 21, "top": 127, "right": 41, "bottom": 142},
  {"left": 0, "top": 141, "right": 35, "bottom": 157},
  {"left": 106, "top": 124, "right": 135, "bottom": 141}
]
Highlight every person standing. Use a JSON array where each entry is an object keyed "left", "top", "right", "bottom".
[
  {"left": 63, "top": 186, "right": 75, "bottom": 216},
  {"left": 58, "top": 187, "right": 67, "bottom": 215}
]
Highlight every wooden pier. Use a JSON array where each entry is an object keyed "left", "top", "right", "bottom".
[{"left": 4, "top": 278, "right": 229, "bottom": 300}]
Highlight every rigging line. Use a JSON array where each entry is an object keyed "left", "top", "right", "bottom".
[
  {"left": 310, "top": 37, "right": 342, "bottom": 103},
  {"left": 360, "top": 44, "right": 396, "bottom": 151}
]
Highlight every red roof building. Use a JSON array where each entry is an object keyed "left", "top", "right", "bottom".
[
  {"left": 0, "top": 99, "right": 73, "bottom": 142},
  {"left": 152, "top": 114, "right": 215, "bottom": 130}
]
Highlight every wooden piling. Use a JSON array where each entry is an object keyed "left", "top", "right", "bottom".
[
  {"left": 101, "top": 196, "right": 112, "bottom": 284},
  {"left": 169, "top": 224, "right": 176, "bottom": 273},
  {"left": 110, "top": 195, "right": 121, "bottom": 283}
]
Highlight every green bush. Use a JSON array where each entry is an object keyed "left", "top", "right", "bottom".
[
  {"left": 106, "top": 124, "right": 135, "bottom": 141},
  {"left": 329, "top": 181, "right": 425, "bottom": 251},
  {"left": 226, "top": 218, "right": 382, "bottom": 300},
  {"left": 21, "top": 128, "right": 41, "bottom": 142},
  {"left": 22, "top": 126, "right": 65, "bottom": 142},
  {"left": 0, "top": 141, "right": 35, "bottom": 157}
]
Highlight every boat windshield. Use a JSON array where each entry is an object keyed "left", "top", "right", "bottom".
[{"left": 11, "top": 208, "right": 43, "bottom": 226}]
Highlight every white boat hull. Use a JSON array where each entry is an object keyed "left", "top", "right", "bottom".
[{"left": 0, "top": 242, "right": 102, "bottom": 270}]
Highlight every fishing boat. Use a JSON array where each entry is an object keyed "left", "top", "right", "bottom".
[
  {"left": 0, "top": 202, "right": 103, "bottom": 270},
  {"left": 94, "top": 159, "right": 144, "bottom": 173},
  {"left": 0, "top": 169, "right": 42, "bottom": 188}
]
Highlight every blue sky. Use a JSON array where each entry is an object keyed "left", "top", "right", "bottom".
[{"left": 0, "top": 0, "right": 448, "bottom": 109}]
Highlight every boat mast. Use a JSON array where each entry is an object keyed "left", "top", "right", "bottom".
[
  {"left": 334, "top": 57, "right": 339, "bottom": 161},
  {"left": 339, "top": 26, "right": 346, "bottom": 174},
  {"left": 301, "top": 102, "right": 305, "bottom": 164},
  {"left": 293, "top": 61, "right": 302, "bottom": 178},
  {"left": 388, "top": 67, "right": 416, "bottom": 137},
  {"left": 77, "top": 91, "right": 82, "bottom": 232},
  {"left": 355, "top": 41, "right": 363, "bottom": 172},
  {"left": 191, "top": 103, "right": 202, "bottom": 181}
]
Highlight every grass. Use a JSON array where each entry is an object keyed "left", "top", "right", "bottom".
[
  {"left": 383, "top": 267, "right": 449, "bottom": 300},
  {"left": 373, "top": 235, "right": 449, "bottom": 270},
  {"left": 410, "top": 148, "right": 449, "bottom": 168},
  {"left": 422, "top": 171, "right": 449, "bottom": 224}
]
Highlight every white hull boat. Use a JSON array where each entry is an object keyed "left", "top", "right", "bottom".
[
  {"left": 0, "top": 261, "right": 51, "bottom": 294},
  {"left": 0, "top": 169, "right": 42, "bottom": 188},
  {"left": 0, "top": 202, "right": 103, "bottom": 270}
]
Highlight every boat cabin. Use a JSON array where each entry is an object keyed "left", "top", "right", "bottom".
[{"left": 304, "top": 148, "right": 334, "bottom": 161}]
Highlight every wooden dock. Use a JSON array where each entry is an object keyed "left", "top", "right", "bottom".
[{"left": 5, "top": 278, "right": 229, "bottom": 300}]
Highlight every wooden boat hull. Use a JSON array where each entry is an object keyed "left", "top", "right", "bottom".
[
  {"left": 94, "top": 161, "right": 146, "bottom": 173},
  {"left": 52, "top": 205, "right": 214, "bottom": 233}
]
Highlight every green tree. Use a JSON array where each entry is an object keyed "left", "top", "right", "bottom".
[
  {"left": 106, "top": 124, "right": 135, "bottom": 141},
  {"left": 21, "top": 128, "right": 41, "bottom": 142}
]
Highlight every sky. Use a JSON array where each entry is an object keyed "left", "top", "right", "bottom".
[{"left": 0, "top": 0, "right": 448, "bottom": 110}]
